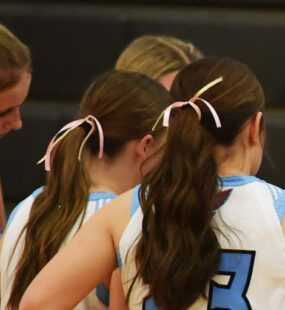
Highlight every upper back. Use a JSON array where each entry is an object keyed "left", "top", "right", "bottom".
[
  {"left": 119, "top": 177, "right": 285, "bottom": 309},
  {"left": 0, "top": 189, "right": 116, "bottom": 310}
]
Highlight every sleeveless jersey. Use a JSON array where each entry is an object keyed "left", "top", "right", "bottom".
[
  {"left": 0, "top": 188, "right": 116, "bottom": 310},
  {"left": 119, "top": 176, "right": 285, "bottom": 309}
]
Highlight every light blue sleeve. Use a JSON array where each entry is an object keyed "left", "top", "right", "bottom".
[
  {"left": 6, "top": 199, "right": 26, "bottom": 229},
  {"left": 275, "top": 189, "right": 285, "bottom": 222}
]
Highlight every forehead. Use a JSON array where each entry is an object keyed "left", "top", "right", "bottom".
[{"left": 0, "top": 72, "right": 31, "bottom": 112}]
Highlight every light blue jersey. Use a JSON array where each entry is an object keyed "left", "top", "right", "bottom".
[
  {"left": 1, "top": 188, "right": 116, "bottom": 310},
  {"left": 119, "top": 176, "right": 285, "bottom": 309}
]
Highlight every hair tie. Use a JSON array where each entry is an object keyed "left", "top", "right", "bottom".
[
  {"left": 152, "top": 77, "right": 223, "bottom": 130},
  {"left": 37, "top": 115, "right": 104, "bottom": 171}
]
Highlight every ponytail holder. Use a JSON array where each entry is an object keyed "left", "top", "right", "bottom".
[
  {"left": 37, "top": 115, "right": 104, "bottom": 171},
  {"left": 152, "top": 77, "right": 223, "bottom": 131}
]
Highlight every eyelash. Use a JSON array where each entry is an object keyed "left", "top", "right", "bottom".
[{"left": 0, "top": 108, "right": 13, "bottom": 118}]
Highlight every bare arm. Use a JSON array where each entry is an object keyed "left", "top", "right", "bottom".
[
  {"left": 19, "top": 190, "right": 132, "bottom": 310},
  {"left": 109, "top": 268, "right": 129, "bottom": 310}
]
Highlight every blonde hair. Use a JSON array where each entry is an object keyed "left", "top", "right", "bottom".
[
  {"left": 0, "top": 24, "right": 31, "bottom": 91},
  {"left": 115, "top": 35, "right": 203, "bottom": 80}
]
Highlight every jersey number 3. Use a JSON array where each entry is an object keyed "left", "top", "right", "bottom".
[
  {"left": 208, "top": 249, "right": 255, "bottom": 310},
  {"left": 143, "top": 250, "right": 255, "bottom": 310}
]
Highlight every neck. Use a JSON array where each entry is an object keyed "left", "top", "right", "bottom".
[
  {"left": 84, "top": 145, "right": 141, "bottom": 195},
  {"left": 215, "top": 141, "right": 253, "bottom": 177}
]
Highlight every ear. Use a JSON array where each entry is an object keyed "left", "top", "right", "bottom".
[
  {"left": 135, "top": 134, "right": 154, "bottom": 159},
  {"left": 249, "top": 112, "right": 263, "bottom": 146}
]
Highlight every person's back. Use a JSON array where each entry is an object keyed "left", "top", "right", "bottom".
[
  {"left": 119, "top": 176, "right": 285, "bottom": 309},
  {"left": 207, "top": 176, "right": 285, "bottom": 309},
  {"left": 17, "top": 58, "right": 285, "bottom": 310},
  {"left": 118, "top": 58, "right": 285, "bottom": 309},
  {"left": 1, "top": 189, "right": 116, "bottom": 310},
  {"left": 1, "top": 70, "right": 171, "bottom": 310}
]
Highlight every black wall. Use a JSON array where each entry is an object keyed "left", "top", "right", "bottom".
[{"left": 0, "top": 2, "right": 285, "bottom": 205}]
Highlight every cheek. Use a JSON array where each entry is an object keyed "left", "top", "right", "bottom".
[
  {"left": 158, "top": 71, "right": 179, "bottom": 91},
  {"left": 0, "top": 120, "right": 8, "bottom": 137}
]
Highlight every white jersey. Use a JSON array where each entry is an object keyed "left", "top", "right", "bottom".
[
  {"left": 119, "top": 176, "right": 285, "bottom": 309},
  {"left": 0, "top": 188, "right": 116, "bottom": 310}
]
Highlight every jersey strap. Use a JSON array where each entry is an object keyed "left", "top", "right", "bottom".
[
  {"left": 6, "top": 187, "right": 44, "bottom": 229},
  {"left": 131, "top": 184, "right": 141, "bottom": 218}
]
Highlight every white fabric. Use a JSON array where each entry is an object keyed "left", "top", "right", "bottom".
[
  {"left": 0, "top": 192, "right": 114, "bottom": 310},
  {"left": 119, "top": 179, "right": 285, "bottom": 309}
]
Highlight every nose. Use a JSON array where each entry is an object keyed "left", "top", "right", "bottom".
[{"left": 5, "top": 108, "right": 23, "bottom": 131}]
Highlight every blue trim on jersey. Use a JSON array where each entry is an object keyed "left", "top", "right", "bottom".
[
  {"left": 116, "top": 186, "right": 140, "bottom": 275},
  {"left": 32, "top": 186, "right": 44, "bottom": 198},
  {"left": 220, "top": 175, "right": 285, "bottom": 223},
  {"left": 89, "top": 192, "right": 116, "bottom": 201},
  {"left": 131, "top": 185, "right": 141, "bottom": 218},
  {"left": 220, "top": 175, "right": 262, "bottom": 187},
  {"left": 116, "top": 186, "right": 141, "bottom": 271},
  {"left": 275, "top": 190, "right": 285, "bottom": 222},
  {"left": 6, "top": 200, "right": 25, "bottom": 229},
  {"left": 6, "top": 190, "right": 116, "bottom": 230},
  {"left": 263, "top": 184, "right": 285, "bottom": 223},
  {"left": 96, "top": 283, "right": 110, "bottom": 306},
  {"left": 90, "top": 192, "right": 116, "bottom": 212},
  {"left": 7, "top": 187, "right": 44, "bottom": 229},
  {"left": 117, "top": 249, "right": 122, "bottom": 269}
]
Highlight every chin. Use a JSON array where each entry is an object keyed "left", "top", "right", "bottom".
[{"left": 0, "top": 129, "right": 10, "bottom": 138}]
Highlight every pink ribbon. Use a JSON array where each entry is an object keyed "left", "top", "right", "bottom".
[
  {"left": 38, "top": 115, "right": 104, "bottom": 171},
  {"left": 161, "top": 98, "right": 221, "bottom": 129},
  {"left": 162, "top": 101, "right": 201, "bottom": 127},
  {"left": 152, "top": 77, "right": 223, "bottom": 131}
]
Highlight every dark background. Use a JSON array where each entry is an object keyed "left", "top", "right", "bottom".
[{"left": 0, "top": 1, "right": 285, "bottom": 214}]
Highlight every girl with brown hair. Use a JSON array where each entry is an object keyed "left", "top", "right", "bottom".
[
  {"left": 0, "top": 70, "right": 171, "bottom": 310},
  {"left": 0, "top": 23, "right": 31, "bottom": 138},
  {"left": 111, "top": 34, "right": 203, "bottom": 308},
  {"left": 0, "top": 23, "right": 32, "bottom": 236},
  {"left": 20, "top": 57, "right": 285, "bottom": 310}
]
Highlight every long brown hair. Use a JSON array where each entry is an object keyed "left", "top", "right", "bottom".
[
  {"left": 7, "top": 70, "right": 172, "bottom": 310},
  {"left": 115, "top": 35, "right": 203, "bottom": 81},
  {"left": 0, "top": 24, "right": 31, "bottom": 91},
  {"left": 133, "top": 58, "right": 265, "bottom": 309}
]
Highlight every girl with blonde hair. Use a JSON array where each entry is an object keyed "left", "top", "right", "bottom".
[{"left": 116, "top": 35, "right": 203, "bottom": 90}]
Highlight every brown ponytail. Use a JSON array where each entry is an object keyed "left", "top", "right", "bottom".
[
  {"left": 132, "top": 58, "right": 265, "bottom": 309},
  {"left": 7, "top": 70, "right": 172, "bottom": 310},
  {"left": 134, "top": 108, "right": 220, "bottom": 310}
]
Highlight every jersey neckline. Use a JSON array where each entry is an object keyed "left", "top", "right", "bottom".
[
  {"left": 89, "top": 191, "right": 117, "bottom": 201},
  {"left": 219, "top": 175, "right": 261, "bottom": 187}
]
